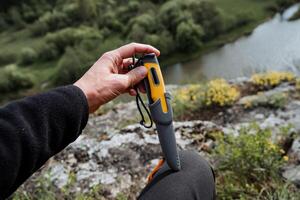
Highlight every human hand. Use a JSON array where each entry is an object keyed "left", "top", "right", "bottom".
[{"left": 74, "top": 43, "right": 160, "bottom": 113}]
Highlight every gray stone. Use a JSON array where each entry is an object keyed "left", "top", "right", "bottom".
[
  {"left": 49, "top": 163, "right": 69, "bottom": 188},
  {"left": 282, "top": 165, "right": 300, "bottom": 187}
]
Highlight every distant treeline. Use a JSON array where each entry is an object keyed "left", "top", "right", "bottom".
[{"left": 0, "top": 0, "right": 297, "bottom": 88}]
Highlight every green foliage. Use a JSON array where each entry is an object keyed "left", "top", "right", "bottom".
[
  {"left": 18, "top": 47, "right": 38, "bottom": 66},
  {"left": 51, "top": 47, "right": 92, "bottom": 86},
  {"left": 0, "top": 65, "right": 33, "bottom": 93},
  {"left": 8, "top": 7, "right": 26, "bottom": 29},
  {"left": 144, "top": 31, "right": 175, "bottom": 55},
  {"left": 29, "top": 21, "right": 49, "bottom": 37},
  {"left": 13, "top": 172, "right": 106, "bottom": 200},
  {"left": 0, "top": 52, "right": 17, "bottom": 66},
  {"left": 40, "top": 26, "right": 102, "bottom": 60},
  {"left": 37, "top": 43, "right": 59, "bottom": 61},
  {"left": 76, "top": 0, "right": 97, "bottom": 21},
  {"left": 116, "top": 193, "right": 127, "bottom": 200},
  {"left": 172, "top": 79, "right": 240, "bottom": 117},
  {"left": 213, "top": 124, "right": 299, "bottom": 199},
  {"left": 189, "top": 1, "right": 224, "bottom": 40},
  {"left": 240, "top": 92, "right": 288, "bottom": 109},
  {"left": 29, "top": 11, "right": 70, "bottom": 36},
  {"left": 176, "top": 20, "right": 204, "bottom": 51},
  {"left": 0, "top": 0, "right": 290, "bottom": 101}
]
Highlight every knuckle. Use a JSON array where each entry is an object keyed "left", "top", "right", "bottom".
[
  {"left": 129, "top": 42, "right": 137, "bottom": 46},
  {"left": 101, "top": 51, "right": 112, "bottom": 59}
]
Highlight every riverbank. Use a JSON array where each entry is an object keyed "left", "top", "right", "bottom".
[
  {"left": 0, "top": 0, "right": 292, "bottom": 103},
  {"left": 13, "top": 72, "right": 300, "bottom": 199}
]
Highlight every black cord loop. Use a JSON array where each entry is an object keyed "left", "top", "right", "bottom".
[{"left": 129, "top": 55, "right": 153, "bottom": 129}]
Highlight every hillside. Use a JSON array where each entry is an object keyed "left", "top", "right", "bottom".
[
  {"left": 13, "top": 71, "right": 300, "bottom": 199},
  {"left": 0, "top": 0, "right": 296, "bottom": 102}
]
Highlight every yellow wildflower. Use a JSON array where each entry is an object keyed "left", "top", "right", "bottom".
[
  {"left": 283, "top": 156, "right": 289, "bottom": 161},
  {"left": 205, "top": 79, "right": 240, "bottom": 106},
  {"left": 251, "top": 71, "right": 295, "bottom": 87},
  {"left": 279, "top": 149, "right": 285, "bottom": 154}
]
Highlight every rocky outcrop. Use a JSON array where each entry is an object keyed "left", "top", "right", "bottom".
[{"left": 18, "top": 81, "right": 300, "bottom": 198}]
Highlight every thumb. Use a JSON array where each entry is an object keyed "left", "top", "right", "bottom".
[{"left": 123, "top": 66, "right": 148, "bottom": 88}]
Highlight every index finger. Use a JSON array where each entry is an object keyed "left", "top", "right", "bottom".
[{"left": 115, "top": 43, "right": 160, "bottom": 59}]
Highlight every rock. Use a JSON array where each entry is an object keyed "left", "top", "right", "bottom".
[
  {"left": 289, "top": 136, "right": 300, "bottom": 162},
  {"left": 282, "top": 165, "right": 300, "bottom": 187},
  {"left": 19, "top": 80, "right": 300, "bottom": 198},
  {"left": 27, "top": 120, "right": 219, "bottom": 199},
  {"left": 49, "top": 163, "right": 69, "bottom": 188},
  {"left": 254, "top": 113, "right": 265, "bottom": 120}
]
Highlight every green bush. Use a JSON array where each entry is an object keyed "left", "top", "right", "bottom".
[
  {"left": 29, "top": 21, "right": 49, "bottom": 37},
  {"left": 189, "top": 1, "right": 224, "bottom": 39},
  {"left": 0, "top": 14, "right": 8, "bottom": 31},
  {"left": 213, "top": 124, "right": 299, "bottom": 199},
  {"left": 45, "top": 26, "right": 103, "bottom": 55},
  {"left": 18, "top": 48, "right": 38, "bottom": 66},
  {"left": 76, "top": 0, "right": 97, "bottom": 21},
  {"left": 51, "top": 47, "right": 92, "bottom": 86},
  {"left": 37, "top": 43, "right": 59, "bottom": 61},
  {"left": 175, "top": 20, "right": 204, "bottom": 51},
  {"left": 8, "top": 7, "right": 25, "bottom": 29},
  {"left": 0, "top": 65, "right": 33, "bottom": 93},
  {"left": 0, "top": 52, "right": 17, "bottom": 66},
  {"left": 234, "top": 11, "right": 255, "bottom": 27},
  {"left": 144, "top": 31, "right": 175, "bottom": 55},
  {"left": 159, "top": 0, "right": 183, "bottom": 34}
]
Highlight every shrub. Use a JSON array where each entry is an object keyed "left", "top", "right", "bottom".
[
  {"left": 159, "top": 0, "right": 183, "bottom": 34},
  {"left": 51, "top": 47, "right": 92, "bottom": 86},
  {"left": 0, "top": 14, "right": 8, "bottom": 32},
  {"left": 234, "top": 11, "right": 255, "bottom": 27},
  {"left": 240, "top": 92, "right": 288, "bottom": 109},
  {"left": 251, "top": 71, "right": 295, "bottom": 88},
  {"left": 45, "top": 26, "right": 103, "bottom": 55},
  {"left": 205, "top": 79, "right": 240, "bottom": 106},
  {"left": 189, "top": 1, "right": 224, "bottom": 39},
  {"left": 0, "top": 65, "right": 33, "bottom": 93},
  {"left": 172, "top": 79, "right": 239, "bottom": 117},
  {"left": 76, "top": 0, "right": 97, "bottom": 21},
  {"left": 0, "top": 52, "right": 17, "bottom": 66},
  {"left": 213, "top": 124, "right": 298, "bottom": 199},
  {"left": 144, "top": 31, "right": 175, "bottom": 56},
  {"left": 172, "top": 85, "right": 204, "bottom": 117},
  {"left": 29, "top": 21, "right": 49, "bottom": 37},
  {"left": 8, "top": 7, "right": 25, "bottom": 29},
  {"left": 18, "top": 48, "right": 38, "bottom": 66},
  {"left": 37, "top": 43, "right": 59, "bottom": 61},
  {"left": 175, "top": 20, "right": 204, "bottom": 51}
]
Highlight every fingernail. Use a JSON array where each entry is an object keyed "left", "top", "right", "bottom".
[{"left": 138, "top": 66, "right": 148, "bottom": 77}]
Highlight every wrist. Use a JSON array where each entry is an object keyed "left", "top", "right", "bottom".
[{"left": 74, "top": 81, "right": 99, "bottom": 113}]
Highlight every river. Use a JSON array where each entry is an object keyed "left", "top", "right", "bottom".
[{"left": 163, "top": 4, "right": 300, "bottom": 84}]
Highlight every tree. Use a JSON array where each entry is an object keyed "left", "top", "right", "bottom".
[
  {"left": 175, "top": 20, "right": 204, "bottom": 51},
  {"left": 76, "top": 0, "right": 97, "bottom": 21}
]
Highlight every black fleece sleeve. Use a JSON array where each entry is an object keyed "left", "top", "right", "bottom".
[{"left": 0, "top": 85, "right": 89, "bottom": 199}]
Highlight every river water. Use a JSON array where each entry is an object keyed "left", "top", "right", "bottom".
[{"left": 163, "top": 4, "right": 300, "bottom": 84}]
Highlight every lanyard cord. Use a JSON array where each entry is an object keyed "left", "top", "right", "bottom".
[{"left": 129, "top": 56, "right": 153, "bottom": 129}]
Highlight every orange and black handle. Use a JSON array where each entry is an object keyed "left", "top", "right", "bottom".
[{"left": 139, "top": 53, "right": 181, "bottom": 171}]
